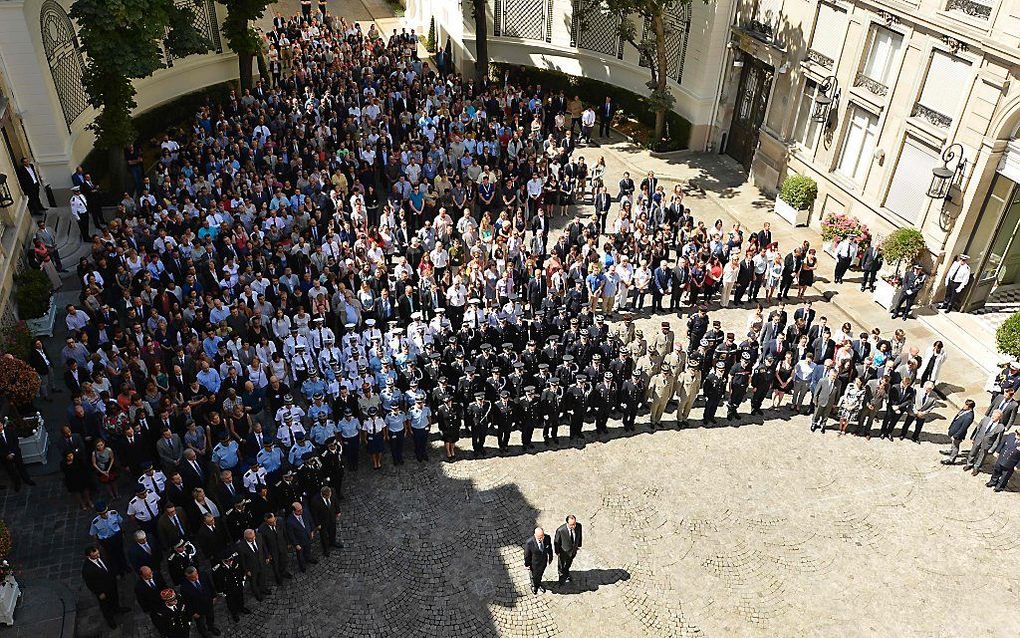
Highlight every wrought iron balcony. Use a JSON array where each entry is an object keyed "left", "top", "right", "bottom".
[
  {"left": 854, "top": 73, "right": 889, "bottom": 97},
  {"left": 946, "top": 0, "right": 992, "bottom": 19},
  {"left": 806, "top": 49, "right": 834, "bottom": 69},
  {"left": 911, "top": 103, "right": 952, "bottom": 129}
]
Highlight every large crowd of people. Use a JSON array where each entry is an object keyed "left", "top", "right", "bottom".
[{"left": 9, "top": 9, "right": 1016, "bottom": 635}]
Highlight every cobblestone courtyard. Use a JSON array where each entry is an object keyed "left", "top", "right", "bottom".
[{"left": 206, "top": 393, "right": 1019, "bottom": 638}]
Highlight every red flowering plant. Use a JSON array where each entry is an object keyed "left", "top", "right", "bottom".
[
  {"left": 0, "top": 354, "right": 41, "bottom": 415},
  {"left": 820, "top": 213, "right": 870, "bottom": 245}
]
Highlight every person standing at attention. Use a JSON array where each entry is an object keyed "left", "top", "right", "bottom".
[{"left": 524, "top": 527, "right": 553, "bottom": 595}]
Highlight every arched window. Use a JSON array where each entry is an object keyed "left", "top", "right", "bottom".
[{"left": 40, "top": 0, "right": 88, "bottom": 128}]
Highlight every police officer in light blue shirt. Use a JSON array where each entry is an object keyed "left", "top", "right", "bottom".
[
  {"left": 380, "top": 378, "right": 402, "bottom": 412},
  {"left": 385, "top": 407, "right": 409, "bottom": 465},
  {"left": 89, "top": 502, "right": 127, "bottom": 574},
  {"left": 257, "top": 440, "right": 284, "bottom": 481},
  {"left": 338, "top": 409, "right": 361, "bottom": 470},
  {"left": 288, "top": 432, "right": 315, "bottom": 468},
  {"left": 301, "top": 369, "right": 327, "bottom": 402},
  {"left": 307, "top": 394, "right": 332, "bottom": 422},
  {"left": 405, "top": 380, "right": 426, "bottom": 406},
  {"left": 408, "top": 398, "right": 433, "bottom": 462},
  {"left": 211, "top": 434, "right": 240, "bottom": 472},
  {"left": 309, "top": 412, "right": 337, "bottom": 446}
]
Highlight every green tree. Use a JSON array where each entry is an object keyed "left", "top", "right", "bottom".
[
  {"left": 470, "top": 0, "right": 489, "bottom": 82},
  {"left": 219, "top": 0, "right": 275, "bottom": 90},
  {"left": 72, "top": 0, "right": 210, "bottom": 184},
  {"left": 599, "top": 0, "right": 690, "bottom": 143}
]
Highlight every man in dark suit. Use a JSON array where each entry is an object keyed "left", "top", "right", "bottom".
[
  {"left": 15, "top": 157, "right": 46, "bottom": 215},
  {"left": 178, "top": 449, "right": 208, "bottom": 492},
  {"left": 158, "top": 503, "right": 190, "bottom": 548},
  {"left": 755, "top": 222, "right": 772, "bottom": 250},
  {"left": 593, "top": 186, "right": 612, "bottom": 234},
  {"left": 397, "top": 284, "right": 419, "bottom": 323},
  {"left": 941, "top": 399, "right": 975, "bottom": 464},
  {"left": 524, "top": 527, "right": 553, "bottom": 594},
  {"left": 734, "top": 254, "right": 755, "bottom": 305},
  {"left": 257, "top": 512, "right": 292, "bottom": 583},
  {"left": 0, "top": 419, "right": 34, "bottom": 491},
  {"left": 309, "top": 486, "right": 341, "bottom": 557},
  {"left": 236, "top": 528, "right": 272, "bottom": 601},
  {"left": 780, "top": 248, "right": 803, "bottom": 299},
  {"left": 284, "top": 501, "right": 317, "bottom": 572},
  {"left": 880, "top": 378, "right": 916, "bottom": 439},
  {"left": 82, "top": 545, "right": 128, "bottom": 629},
  {"left": 134, "top": 565, "right": 168, "bottom": 614},
  {"left": 859, "top": 244, "right": 883, "bottom": 291},
  {"left": 118, "top": 425, "right": 151, "bottom": 477},
  {"left": 988, "top": 431, "right": 1020, "bottom": 491},
  {"left": 986, "top": 387, "right": 1019, "bottom": 429},
  {"left": 553, "top": 515, "right": 583, "bottom": 585},
  {"left": 179, "top": 566, "right": 221, "bottom": 636},
  {"left": 599, "top": 96, "right": 615, "bottom": 138},
  {"left": 126, "top": 530, "right": 161, "bottom": 573},
  {"left": 196, "top": 513, "right": 231, "bottom": 561}
]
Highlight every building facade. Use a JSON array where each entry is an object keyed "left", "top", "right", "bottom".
[
  {"left": 718, "top": 0, "right": 1020, "bottom": 311},
  {"left": 405, "top": 0, "right": 737, "bottom": 150},
  {"left": 0, "top": 0, "right": 238, "bottom": 191}
]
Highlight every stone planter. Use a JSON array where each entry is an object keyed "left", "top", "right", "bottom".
[
  {"left": 24, "top": 298, "right": 56, "bottom": 338},
  {"left": 17, "top": 414, "right": 48, "bottom": 465},
  {"left": 872, "top": 277, "right": 898, "bottom": 311},
  {"left": 774, "top": 196, "right": 810, "bottom": 227},
  {"left": 822, "top": 241, "right": 836, "bottom": 258},
  {"left": 0, "top": 575, "right": 19, "bottom": 626}
]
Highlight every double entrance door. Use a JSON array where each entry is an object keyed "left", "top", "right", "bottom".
[{"left": 726, "top": 56, "right": 774, "bottom": 171}]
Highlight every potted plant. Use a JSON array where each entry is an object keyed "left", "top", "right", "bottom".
[
  {"left": 997, "top": 311, "right": 1020, "bottom": 360},
  {"left": 774, "top": 175, "right": 817, "bottom": 227},
  {"left": 13, "top": 270, "right": 55, "bottom": 337},
  {"left": 0, "top": 521, "right": 18, "bottom": 626},
  {"left": 0, "top": 356, "right": 47, "bottom": 465},
  {"left": 819, "top": 213, "right": 870, "bottom": 258},
  {"left": 873, "top": 228, "right": 927, "bottom": 310}
]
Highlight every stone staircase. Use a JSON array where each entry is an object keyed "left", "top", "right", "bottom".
[{"left": 39, "top": 206, "right": 91, "bottom": 284}]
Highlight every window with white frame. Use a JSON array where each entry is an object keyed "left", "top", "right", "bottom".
[
  {"left": 837, "top": 106, "right": 878, "bottom": 184},
  {"left": 912, "top": 50, "right": 971, "bottom": 129},
  {"left": 856, "top": 26, "right": 902, "bottom": 96},
  {"left": 884, "top": 138, "right": 940, "bottom": 223},
  {"left": 807, "top": 3, "right": 847, "bottom": 70},
  {"left": 792, "top": 79, "right": 823, "bottom": 150},
  {"left": 946, "top": 0, "right": 994, "bottom": 20}
]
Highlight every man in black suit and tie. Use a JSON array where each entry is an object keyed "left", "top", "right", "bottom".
[
  {"left": 593, "top": 185, "right": 612, "bottom": 234},
  {"left": 82, "top": 545, "right": 129, "bottom": 629},
  {"left": 780, "top": 248, "right": 803, "bottom": 299},
  {"left": 127, "top": 530, "right": 161, "bottom": 573},
  {"left": 134, "top": 565, "right": 168, "bottom": 614},
  {"left": 180, "top": 566, "right": 221, "bottom": 636},
  {"left": 284, "top": 501, "right": 317, "bottom": 572},
  {"left": 179, "top": 449, "right": 207, "bottom": 492},
  {"left": 859, "top": 244, "right": 883, "bottom": 291},
  {"left": 553, "top": 515, "right": 583, "bottom": 585},
  {"left": 524, "top": 527, "right": 553, "bottom": 594},
  {"left": 309, "top": 486, "right": 341, "bottom": 556},
  {"left": 0, "top": 419, "right": 34, "bottom": 491},
  {"left": 599, "top": 96, "right": 615, "bottom": 138},
  {"left": 236, "top": 528, "right": 272, "bottom": 601},
  {"left": 881, "top": 378, "right": 916, "bottom": 439},
  {"left": 755, "top": 222, "right": 772, "bottom": 250},
  {"left": 15, "top": 157, "right": 46, "bottom": 215}
]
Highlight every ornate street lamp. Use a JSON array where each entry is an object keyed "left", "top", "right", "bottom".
[
  {"left": 811, "top": 76, "right": 839, "bottom": 124},
  {"left": 0, "top": 174, "right": 13, "bottom": 209},
  {"left": 928, "top": 143, "right": 965, "bottom": 201}
]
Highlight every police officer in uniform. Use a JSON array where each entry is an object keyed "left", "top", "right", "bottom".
[
  {"left": 541, "top": 378, "right": 564, "bottom": 444},
  {"left": 493, "top": 391, "right": 516, "bottom": 453},
  {"left": 620, "top": 370, "right": 645, "bottom": 431},
  {"left": 687, "top": 306, "right": 709, "bottom": 352},
  {"left": 726, "top": 352, "right": 754, "bottom": 421},
  {"left": 749, "top": 355, "right": 776, "bottom": 415},
  {"left": 565, "top": 375, "right": 588, "bottom": 440},
  {"left": 319, "top": 438, "right": 344, "bottom": 490},
  {"left": 593, "top": 372, "right": 616, "bottom": 437},
  {"left": 337, "top": 409, "right": 361, "bottom": 472},
  {"left": 518, "top": 386, "right": 540, "bottom": 449},
  {"left": 151, "top": 588, "right": 192, "bottom": 638},
  {"left": 224, "top": 497, "right": 252, "bottom": 542},
  {"left": 702, "top": 361, "right": 728, "bottom": 425},
  {"left": 212, "top": 552, "right": 249, "bottom": 622},
  {"left": 167, "top": 539, "right": 199, "bottom": 585},
  {"left": 89, "top": 501, "right": 128, "bottom": 575},
  {"left": 437, "top": 394, "right": 462, "bottom": 460},
  {"left": 467, "top": 392, "right": 491, "bottom": 458}
]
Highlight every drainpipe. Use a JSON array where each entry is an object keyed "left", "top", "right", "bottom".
[{"left": 706, "top": 0, "right": 739, "bottom": 152}]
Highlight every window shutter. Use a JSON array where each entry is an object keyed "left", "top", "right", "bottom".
[
  {"left": 862, "top": 27, "right": 900, "bottom": 85},
  {"left": 918, "top": 51, "right": 971, "bottom": 119},
  {"left": 810, "top": 3, "right": 847, "bottom": 63},
  {"left": 884, "top": 138, "right": 940, "bottom": 223}
]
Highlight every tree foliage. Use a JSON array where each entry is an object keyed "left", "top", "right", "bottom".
[
  {"left": 71, "top": 0, "right": 211, "bottom": 149},
  {"left": 219, "top": 0, "right": 274, "bottom": 89}
]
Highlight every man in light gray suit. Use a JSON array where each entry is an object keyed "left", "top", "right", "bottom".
[
  {"left": 963, "top": 409, "right": 1005, "bottom": 476},
  {"left": 810, "top": 368, "right": 840, "bottom": 433},
  {"left": 156, "top": 427, "right": 184, "bottom": 474},
  {"left": 900, "top": 381, "right": 938, "bottom": 443}
]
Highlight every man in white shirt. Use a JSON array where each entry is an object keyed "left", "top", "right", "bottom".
[
  {"left": 70, "top": 185, "right": 90, "bottom": 241},
  {"left": 939, "top": 254, "right": 972, "bottom": 312},
  {"left": 580, "top": 107, "right": 596, "bottom": 143},
  {"left": 834, "top": 237, "right": 858, "bottom": 284}
]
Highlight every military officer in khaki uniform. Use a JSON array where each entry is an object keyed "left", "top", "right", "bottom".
[
  {"left": 662, "top": 343, "right": 687, "bottom": 383},
  {"left": 649, "top": 321, "right": 674, "bottom": 368},
  {"left": 646, "top": 363, "right": 675, "bottom": 429},
  {"left": 630, "top": 328, "right": 648, "bottom": 360},
  {"left": 613, "top": 313, "right": 636, "bottom": 347},
  {"left": 674, "top": 357, "right": 703, "bottom": 426}
]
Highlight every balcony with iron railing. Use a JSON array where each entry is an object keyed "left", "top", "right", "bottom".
[
  {"left": 806, "top": 49, "right": 834, "bottom": 69},
  {"left": 854, "top": 72, "right": 888, "bottom": 97},
  {"left": 911, "top": 103, "right": 952, "bottom": 129},
  {"left": 945, "top": 0, "right": 993, "bottom": 20}
]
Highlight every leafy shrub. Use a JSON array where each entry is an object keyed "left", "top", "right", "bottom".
[
  {"left": 997, "top": 312, "right": 1020, "bottom": 359},
  {"left": 0, "top": 355, "right": 40, "bottom": 409},
  {"left": 879, "top": 228, "right": 927, "bottom": 269},
  {"left": 493, "top": 62, "right": 691, "bottom": 151},
  {"left": 779, "top": 175, "right": 818, "bottom": 211},
  {"left": 0, "top": 322, "right": 34, "bottom": 361},
  {"left": 13, "top": 269, "right": 52, "bottom": 321}
]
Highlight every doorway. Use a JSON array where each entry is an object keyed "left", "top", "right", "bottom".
[
  {"left": 726, "top": 55, "right": 774, "bottom": 171},
  {"left": 963, "top": 172, "right": 1020, "bottom": 311}
]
